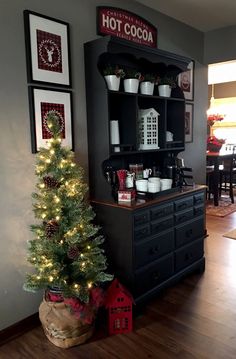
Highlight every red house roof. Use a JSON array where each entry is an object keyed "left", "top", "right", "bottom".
[{"left": 104, "top": 278, "right": 135, "bottom": 308}]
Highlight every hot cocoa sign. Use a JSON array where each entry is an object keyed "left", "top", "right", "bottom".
[{"left": 97, "top": 7, "right": 157, "bottom": 48}]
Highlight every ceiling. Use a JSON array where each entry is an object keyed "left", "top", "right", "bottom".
[{"left": 136, "top": 0, "right": 236, "bottom": 32}]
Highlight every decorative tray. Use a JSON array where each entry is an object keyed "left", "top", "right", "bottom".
[{"left": 136, "top": 186, "right": 181, "bottom": 200}]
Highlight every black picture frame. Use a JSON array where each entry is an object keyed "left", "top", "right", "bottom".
[
  {"left": 28, "top": 86, "right": 73, "bottom": 153},
  {"left": 185, "top": 103, "right": 194, "bottom": 143},
  {"left": 24, "top": 10, "right": 71, "bottom": 87},
  {"left": 178, "top": 60, "right": 194, "bottom": 101}
]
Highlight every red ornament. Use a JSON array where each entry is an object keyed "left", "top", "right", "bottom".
[{"left": 104, "top": 278, "right": 134, "bottom": 335}]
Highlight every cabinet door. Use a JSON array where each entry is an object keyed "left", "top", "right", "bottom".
[
  {"left": 135, "top": 229, "right": 174, "bottom": 268},
  {"left": 150, "top": 202, "right": 174, "bottom": 221},
  {"left": 175, "top": 217, "right": 205, "bottom": 248},
  {"left": 134, "top": 254, "right": 174, "bottom": 295},
  {"left": 175, "top": 238, "right": 204, "bottom": 272}
]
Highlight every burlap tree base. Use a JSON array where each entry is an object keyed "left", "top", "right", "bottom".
[{"left": 39, "top": 298, "right": 94, "bottom": 348}]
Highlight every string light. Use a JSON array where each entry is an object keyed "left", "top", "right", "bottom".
[
  {"left": 87, "top": 282, "right": 92, "bottom": 289},
  {"left": 49, "top": 276, "right": 54, "bottom": 282},
  {"left": 54, "top": 196, "right": 60, "bottom": 203}
]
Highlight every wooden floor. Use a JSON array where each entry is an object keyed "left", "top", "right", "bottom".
[{"left": 1, "top": 208, "right": 236, "bottom": 358}]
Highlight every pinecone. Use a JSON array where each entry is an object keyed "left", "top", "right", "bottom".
[
  {"left": 43, "top": 175, "right": 60, "bottom": 189},
  {"left": 45, "top": 220, "right": 59, "bottom": 238},
  {"left": 67, "top": 246, "right": 80, "bottom": 260}
]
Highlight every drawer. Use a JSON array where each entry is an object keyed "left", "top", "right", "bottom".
[
  {"left": 134, "top": 210, "right": 150, "bottom": 226},
  {"left": 175, "top": 238, "right": 204, "bottom": 272},
  {"left": 174, "top": 196, "right": 193, "bottom": 212},
  {"left": 134, "top": 223, "right": 150, "bottom": 241},
  {"left": 175, "top": 217, "right": 205, "bottom": 248},
  {"left": 135, "top": 254, "right": 174, "bottom": 295},
  {"left": 194, "top": 192, "right": 205, "bottom": 205},
  {"left": 150, "top": 203, "right": 174, "bottom": 221},
  {"left": 194, "top": 204, "right": 204, "bottom": 216},
  {"left": 134, "top": 229, "right": 175, "bottom": 268},
  {"left": 175, "top": 208, "right": 194, "bottom": 225},
  {"left": 151, "top": 215, "right": 174, "bottom": 235}
]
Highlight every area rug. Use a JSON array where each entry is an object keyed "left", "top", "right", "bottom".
[
  {"left": 206, "top": 199, "right": 236, "bottom": 217},
  {"left": 223, "top": 228, "right": 236, "bottom": 240}
]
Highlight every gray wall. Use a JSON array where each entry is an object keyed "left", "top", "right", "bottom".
[
  {"left": 204, "top": 26, "right": 236, "bottom": 64},
  {"left": 0, "top": 0, "right": 207, "bottom": 330}
]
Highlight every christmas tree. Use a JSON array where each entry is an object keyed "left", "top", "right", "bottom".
[{"left": 24, "top": 112, "right": 112, "bottom": 305}]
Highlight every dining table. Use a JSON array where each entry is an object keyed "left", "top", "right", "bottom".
[{"left": 206, "top": 151, "right": 235, "bottom": 206}]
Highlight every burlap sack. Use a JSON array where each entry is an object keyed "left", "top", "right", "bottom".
[{"left": 39, "top": 297, "right": 94, "bottom": 348}]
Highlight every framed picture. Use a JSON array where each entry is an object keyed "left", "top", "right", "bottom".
[
  {"left": 29, "top": 87, "right": 73, "bottom": 153},
  {"left": 185, "top": 103, "right": 193, "bottom": 143},
  {"left": 178, "top": 60, "right": 194, "bottom": 101},
  {"left": 24, "top": 10, "right": 71, "bottom": 87}
]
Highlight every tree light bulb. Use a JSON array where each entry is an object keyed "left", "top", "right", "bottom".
[
  {"left": 41, "top": 213, "right": 46, "bottom": 219},
  {"left": 50, "top": 149, "right": 55, "bottom": 155},
  {"left": 56, "top": 216, "right": 60, "bottom": 221},
  {"left": 74, "top": 284, "right": 79, "bottom": 289},
  {"left": 49, "top": 276, "right": 54, "bottom": 282},
  {"left": 87, "top": 282, "right": 92, "bottom": 289},
  {"left": 46, "top": 159, "right": 51, "bottom": 164},
  {"left": 36, "top": 276, "right": 41, "bottom": 280},
  {"left": 87, "top": 246, "right": 91, "bottom": 250},
  {"left": 39, "top": 183, "right": 45, "bottom": 189}
]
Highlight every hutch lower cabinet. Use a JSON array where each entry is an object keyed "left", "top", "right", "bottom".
[{"left": 92, "top": 186, "right": 205, "bottom": 304}]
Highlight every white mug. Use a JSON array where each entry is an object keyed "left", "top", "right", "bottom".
[
  {"left": 136, "top": 179, "right": 148, "bottom": 192},
  {"left": 148, "top": 177, "right": 160, "bottom": 184},
  {"left": 148, "top": 182, "right": 160, "bottom": 193}
]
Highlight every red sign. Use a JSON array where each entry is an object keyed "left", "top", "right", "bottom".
[{"left": 97, "top": 7, "right": 157, "bottom": 48}]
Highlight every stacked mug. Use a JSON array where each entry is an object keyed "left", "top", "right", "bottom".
[
  {"left": 147, "top": 177, "right": 161, "bottom": 193},
  {"left": 160, "top": 178, "right": 172, "bottom": 191}
]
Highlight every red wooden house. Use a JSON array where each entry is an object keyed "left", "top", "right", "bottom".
[{"left": 105, "top": 278, "right": 134, "bottom": 335}]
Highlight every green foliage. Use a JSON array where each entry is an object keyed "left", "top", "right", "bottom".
[
  {"left": 141, "top": 73, "right": 156, "bottom": 83},
  {"left": 158, "top": 76, "right": 177, "bottom": 88},
  {"left": 124, "top": 68, "right": 142, "bottom": 80},
  {"left": 102, "top": 65, "right": 125, "bottom": 78},
  {"left": 24, "top": 112, "right": 113, "bottom": 303}
]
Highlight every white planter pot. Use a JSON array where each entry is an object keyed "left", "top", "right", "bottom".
[
  {"left": 140, "top": 81, "right": 154, "bottom": 95},
  {"left": 104, "top": 75, "right": 120, "bottom": 91},
  {"left": 124, "top": 78, "right": 139, "bottom": 93},
  {"left": 158, "top": 84, "right": 171, "bottom": 97}
]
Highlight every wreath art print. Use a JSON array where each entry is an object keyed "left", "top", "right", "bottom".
[
  {"left": 24, "top": 10, "right": 71, "bottom": 86},
  {"left": 29, "top": 87, "right": 73, "bottom": 153}
]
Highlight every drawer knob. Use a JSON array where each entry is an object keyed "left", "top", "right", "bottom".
[
  {"left": 152, "top": 272, "right": 160, "bottom": 281},
  {"left": 149, "top": 246, "right": 159, "bottom": 255},
  {"left": 186, "top": 229, "right": 193, "bottom": 238},
  {"left": 185, "top": 252, "right": 193, "bottom": 261}
]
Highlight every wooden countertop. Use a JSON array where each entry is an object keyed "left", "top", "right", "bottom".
[{"left": 91, "top": 184, "right": 207, "bottom": 210}]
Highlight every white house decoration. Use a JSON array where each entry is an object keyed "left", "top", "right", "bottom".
[{"left": 138, "top": 108, "right": 160, "bottom": 150}]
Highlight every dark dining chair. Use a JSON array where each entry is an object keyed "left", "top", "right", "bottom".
[{"left": 218, "top": 146, "right": 236, "bottom": 203}]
